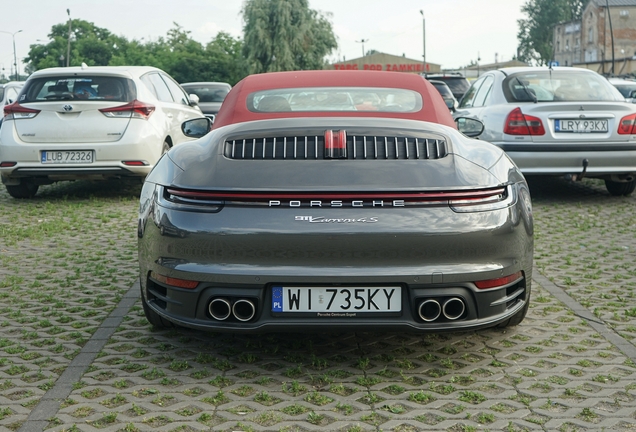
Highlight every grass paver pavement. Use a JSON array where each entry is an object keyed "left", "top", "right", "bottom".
[{"left": 0, "top": 176, "right": 635, "bottom": 432}]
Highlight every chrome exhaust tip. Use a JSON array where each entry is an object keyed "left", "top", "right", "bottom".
[
  {"left": 418, "top": 299, "right": 441, "bottom": 322},
  {"left": 442, "top": 297, "right": 465, "bottom": 320},
  {"left": 232, "top": 299, "right": 256, "bottom": 322},
  {"left": 209, "top": 298, "right": 231, "bottom": 321}
]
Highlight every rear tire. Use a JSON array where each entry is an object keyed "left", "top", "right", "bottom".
[
  {"left": 141, "top": 286, "right": 174, "bottom": 329},
  {"left": 605, "top": 179, "right": 636, "bottom": 196},
  {"left": 5, "top": 179, "right": 39, "bottom": 199}
]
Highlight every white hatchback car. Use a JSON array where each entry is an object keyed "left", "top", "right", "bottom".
[{"left": 0, "top": 65, "right": 204, "bottom": 198}]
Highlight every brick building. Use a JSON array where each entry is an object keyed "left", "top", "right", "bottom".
[{"left": 554, "top": 0, "right": 636, "bottom": 68}]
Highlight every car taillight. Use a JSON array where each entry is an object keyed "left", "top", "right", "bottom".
[
  {"left": 474, "top": 271, "right": 523, "bottom": 289},
  {"left": 3, "top": 102, "right": 40, "bottom": 120},
  {"left": 150, "top": 271, "right": 198, "bottom": 289},
  {"left": 504, "top": 107, "right": 545, "bottom": 135},
  {"left": 99, "top": 99, "right": 155, "bottom": 119},
  {"left": 618, "top": 113, "right": 636, "bottom": 134}
]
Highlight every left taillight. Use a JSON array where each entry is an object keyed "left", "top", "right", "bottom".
[
  {"left": 504, "top": 107, "right": 545, "bottom": 135},
  {"left": 618, "top": 113, "right": 636, "bottom": 134},
  {"left": 99, "top": 99, "right": 155, "bottom": 119},
  {"left": 3, "top": 102, "right": 40, "bottom": 120}
]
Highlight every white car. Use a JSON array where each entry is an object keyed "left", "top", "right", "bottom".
[
  {"left": 454, "top": 67, "right": 636, "bottom": 196},
  {"left": 1, "top": 81, "right": 24, "bottom": 107},
  {"left": 608, "top": 77, "right": 636, "bottom": 103},
  {"left": 0, "top": 65, "right": 204, "bottom": 198}
]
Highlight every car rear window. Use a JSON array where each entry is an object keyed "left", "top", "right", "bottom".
[
  {"left": 503, "top": 71, "right": 622, "bottom": 102},
  {"left": 431, "top": 82, "right": 453, "bottom": 98},
  {"left": 183, "top": 85, "right": 230, "bottom": 103},
  {"left": 19, "top": 76, "right": 136, "bottom": 103},
  {"left": 613, "top": 83, "right": 636, "bottom": 98},
  {"left": 248, "top": 87, "right": 422, "bottom": 112}
]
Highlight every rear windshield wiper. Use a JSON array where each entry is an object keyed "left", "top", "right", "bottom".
[{"left": 514, "top": 77, "right": 537, "bottom": 103}]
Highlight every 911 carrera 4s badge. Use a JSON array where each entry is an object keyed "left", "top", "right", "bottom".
[{"left": 295, "top": 216, "right": 378, "bottom": 223}]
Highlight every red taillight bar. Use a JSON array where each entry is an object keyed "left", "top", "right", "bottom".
[
  {"left": 474, "top": 271, "right": 523, "bottom": 289},
  {"left": 165, "top": 187, "right": 506, "bottom": 202},
  {"left": 618, "top": 113, "right": 636, "bottom": 134},
  {"left": 151, "top": 271, "right": 198, "bottom": 289}
]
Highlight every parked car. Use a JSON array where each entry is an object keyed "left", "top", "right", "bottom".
[
  {"left": 608, "top": 77, "right": 636, "bottom": 103},
  {"left": 0, "top": 65, "right": 204, "bottom": 198},
  {"left": 137, "top": 70, "right": 534, "bottom": 333},
  {"left": 423, "top": 73, "right": 471, "bottom": 101},
  {"left": 454, "top": 67, "right": 636, "bottom": 196},
  {"left": 180, "top": 82, "right": 231, "bottom": 123},
  {"left": 429, "top": 79, "right": 458, "bottom": 111},
  {"left": 0, "top": 81, "right": 24, "bottom": 107}
]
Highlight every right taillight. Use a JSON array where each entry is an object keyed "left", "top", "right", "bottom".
[
  {"left": 99, "top": 99, "right": 155, "bottom": 119},
  {"left": 3, "top": 102, "right": 40, "bottom": 120},
  {"left": 618, "top": 113, "right": 636, "bottom": 134},
  {"left": 504, "top": 107, "right": 545, "bottom": 135}
]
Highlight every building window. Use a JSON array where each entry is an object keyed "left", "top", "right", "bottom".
[
  {"left": 557, "top": 40, "right": 561, "bottom": 52},
  {"left": 566, "top": 39, "right": 570, "bottom": 51},
  {"left": 588, "top": 28, "right": 593, "bottom": 43},
  {"left": 576, "top": 37, "right": 580, "bottom": 47}
]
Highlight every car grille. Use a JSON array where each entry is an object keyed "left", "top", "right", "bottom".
[{"left": 223, "top": 135, "right": 448, "bottom": 160}]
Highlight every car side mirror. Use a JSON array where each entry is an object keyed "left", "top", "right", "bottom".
[
  {"left": 182, "top": 117, "right": 212, "bottom": 138},
  {"left": 455, "top": 117, "right": 484, "bottom": 138},
  {"left": 188, "top": 94, "right": 200, "bottom": 107}
]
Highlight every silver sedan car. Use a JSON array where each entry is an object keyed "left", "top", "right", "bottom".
[{"left": 455, "top": 67, "right": 636, "bottom": 196}]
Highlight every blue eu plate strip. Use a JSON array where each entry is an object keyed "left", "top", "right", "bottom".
[{"left": 272, "top": 286, "right": 283, "bottom": 312}]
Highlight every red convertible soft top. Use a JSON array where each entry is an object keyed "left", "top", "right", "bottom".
[{"left": 213, "top": 70, "right": 457, "bottom": 129}]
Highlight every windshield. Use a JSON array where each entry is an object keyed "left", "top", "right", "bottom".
[
  {"left": 503, "top": 71, "right": 623, "bottom": 102},
  {"left": 248, "top": 87, "right": 422, "bottom": 112},
  {"left": 19, "top": 76, "right": 135, "bottom": 102},
  {"left": 431, "top": 82, "right": 453, "bottom": 98},
  {"left": 182, "top": 84, "right": 230, "bottom": 103}
]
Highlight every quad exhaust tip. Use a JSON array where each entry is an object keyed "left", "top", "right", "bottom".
[
  {"left": 209, "top": 298, "right": 256, "bottom": 322},
  {"left": 418, "top": 297, "right": 466, "bottom": 322},
  {"left": 442, "top": 297, "right": 465, "bottom": 320},
  {"left": 233, "top": 299, "right": 256, "bottom": 322},
  {"left": 418, "top": 299, "right": 441, "bottom": 322},
  {"left": 209, "top": 298, "right": 231, "bottom": 321}
]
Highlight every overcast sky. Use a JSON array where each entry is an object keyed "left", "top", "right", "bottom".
[{"left": 0, "top": 0, "right": 528, "bottom": 77}]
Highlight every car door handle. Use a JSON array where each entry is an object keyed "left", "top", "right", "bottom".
[{"left": 166, "top": 113, "right": 173, "bottom": 118}]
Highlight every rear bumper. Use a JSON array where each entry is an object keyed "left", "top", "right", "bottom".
[
  {"left": 495, "top": 142, "right": 636, "bottom": 176},
  {"left": 142, "top": 278, "right": 530, "bottom": 333}
]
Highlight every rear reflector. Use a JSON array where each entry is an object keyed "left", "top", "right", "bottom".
[
  {"left": 0, "top": 162, "right": 17, "bottom": 167},
  {"left": 474, "top": 271, "right": 523, "bottom": 289},
  {"left": 151, "top": 271, "right": 199, "bottom": 289},
  {"left": 122, "top": 160, "right": 148, "bottom": 166}
]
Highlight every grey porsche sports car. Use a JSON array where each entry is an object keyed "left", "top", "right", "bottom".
[{"left": 137, "top": 70, "right": 534, "bottom": 333}]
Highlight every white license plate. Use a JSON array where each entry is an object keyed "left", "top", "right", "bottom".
[
  {"left": 554, "top": 119, "right": 608, "bottom": 133},
  {"left": 272, "top": 286, "right": 401, "bottom": 313},
  {"left": 41, "top": 150, "right": 94, "bottom": 164}
]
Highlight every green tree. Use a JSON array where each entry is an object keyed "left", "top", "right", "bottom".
[
  {"left": 24, "top": 19, "right": 127, "bottom": 72},
  {"left": 241, "top": 0, "right": 337, "bottom": 73},
  {"left": 517, "top": 0, "right": 584, "bottom": 65}
]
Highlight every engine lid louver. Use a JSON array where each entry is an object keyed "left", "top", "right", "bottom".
[{"left": 223, "top": 133, "right": 448, "bottom": 160}]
